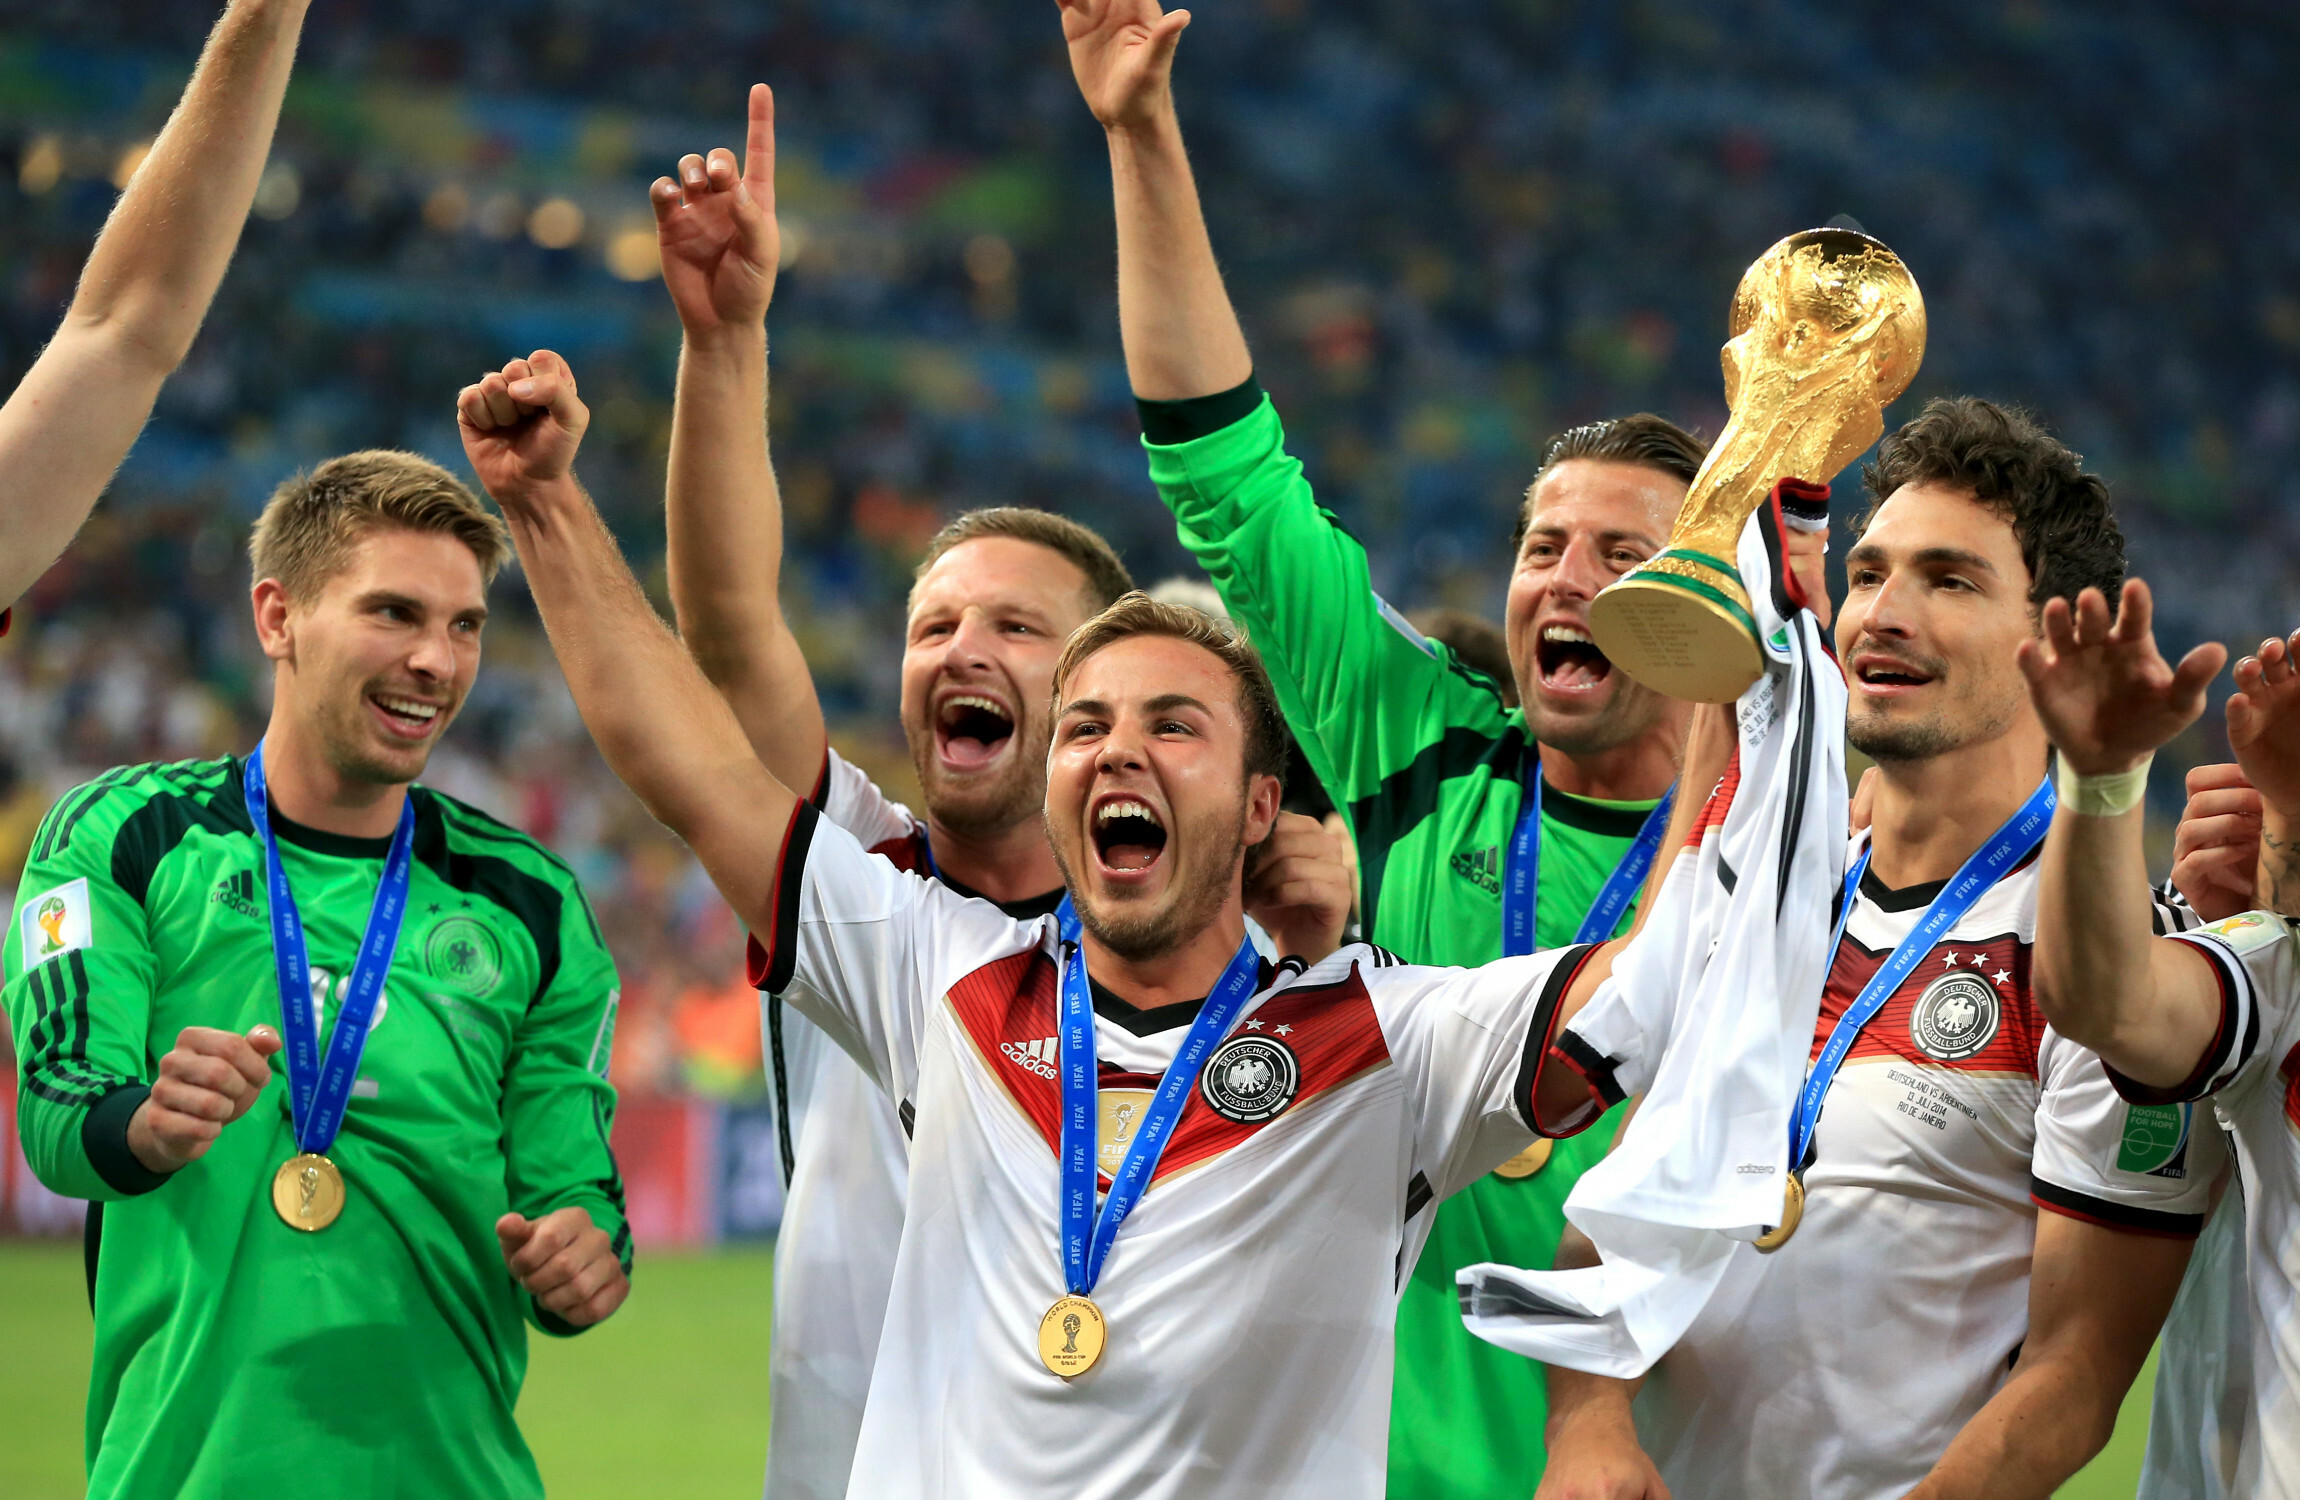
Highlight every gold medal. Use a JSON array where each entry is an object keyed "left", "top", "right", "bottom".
[
  {"left": 1753, "top": 1173, "right": 1804, "bottom": 1253},
  {"left": 1492, "top": 1139, "right": 1554, "bottom": 1180},
  {"left": 1038, "top": 1294, "right": 1106, "bottom": 1379},
  {"left": 272, "top": 1152, "right": 345, "bottom": 1232}
]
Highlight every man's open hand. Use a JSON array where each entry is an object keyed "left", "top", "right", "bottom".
[
  {"left": 653, "top": 84, "right": 780, "bottom": 335},
  {"left": 2015, "top": 579, "right": 2225, "bottom": 777},
  {"left": 1061, "top": 0, "right": 1190, "bottom": 134},
  {"left": 128, "top": 1024, "right": 283, "bottom": 1172},
  {"left": 2228, "top": 628, "right": 2300, "bottom": 824},
  {"left": 457, "top": 350, "right": 589, "bottom": 511},
  {"left": 497, "top": 1207, "right": 629, "bottom": 1329}
]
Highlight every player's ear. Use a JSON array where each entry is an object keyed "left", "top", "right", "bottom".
[
  {"left": 251, "top": 577, "right": 296, "bottom": 663},
  {"left": 1242, "top": 771, "right": 1282, "bottom": 848}
]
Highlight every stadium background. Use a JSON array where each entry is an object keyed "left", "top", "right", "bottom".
[{"left": 0, "top": 0, "right": 2287, "bottom": 1493}]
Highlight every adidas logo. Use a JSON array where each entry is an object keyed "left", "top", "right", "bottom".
[
  {"left": 1000, "top": 1036, "right": 1059, "bottom": 1080},
  {"left": 1449, "top": 844, "right": 1502, "bottom": 897},
  {"left": 209, "top": 869, "right": 261, "bottom": 920}
]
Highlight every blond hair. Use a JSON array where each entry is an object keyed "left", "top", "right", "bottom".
[
  {"left": 250, "top": 450, "right": 511, "bottom": 601},
  {"left": 1051, "top": 592, "right": 1289, "bottom": 786}
]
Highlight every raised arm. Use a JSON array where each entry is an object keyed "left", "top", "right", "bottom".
[
  {"left": 457, "top": 351, "right": 795, "bottom": 933},
  {"left": 0, "top": 0, "right": 310, "bottom": 607},
  {"left": 652, "top": 85, "right": 828, "bottom": 796},
  {"left": 1063, "top": 0, "right": 1252, "bottom": 401},
  {"left": 2018, "top": 579, "right": 2229, "bottom": 1087}
]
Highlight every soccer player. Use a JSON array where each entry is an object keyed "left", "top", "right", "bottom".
[
  {"left": 1532, "top": 400, "right": 2229, "bottom": 1499},
  {"left": 1058, "top": 5, "right": 1706, "bottom": 1490},
  {"left": 454, "top": 345, "right": 1809, "bottom": 1500},
  {"left": 0, "top": 0, "right": 312, "bottom": 609},
  {"left": 3, "top": 454, "right": 630, "bottom": 1498},
  {"left": 645, "top": 87, "right": 1356, "bottom": 1498},
  {"left": 2020, "top": 581, "right": 2300, "bottom": 1497}
]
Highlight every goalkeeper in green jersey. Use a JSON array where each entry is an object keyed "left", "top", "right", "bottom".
[
  {"left": 1056, "top": 5, "right": 1811, "bottom": 1495},
  {"left": 4, "top": 452, "right": 631, "bottom": 1499}
]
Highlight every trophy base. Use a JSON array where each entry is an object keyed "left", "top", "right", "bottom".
[{"left": 1589, "top": 572, "right": 1766, "bottom": 704}]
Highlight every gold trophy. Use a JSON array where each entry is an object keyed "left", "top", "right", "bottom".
[{"left": 1588, "top": 228, "right": 1927, "bottom": 702}]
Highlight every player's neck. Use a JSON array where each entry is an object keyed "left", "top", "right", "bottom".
[
  {"left": 1864, "top": 724, "right": 2051, "bottom": 890},
  {"left": 1081, "top": 904, "right": 1253, "bottom": 1013},
  {"left": 256, "top": 710, "right": 409, "bottom": 841},
  {"left": 923, "top": 811, "right": 1066, "bottom": 906},
  {"left": 1536, "top": 732, "right": 1679, "bottom": 803}
]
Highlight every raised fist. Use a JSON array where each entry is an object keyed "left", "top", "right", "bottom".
[
  {"left": 457, "top": 350, "right": 589, "bottom": 509},
  {"left": 1060, "top": 0, "right": 1192, "bottom": 134},
  {"left": 653, "top": 84, "right": 781, "bottom": 335}
]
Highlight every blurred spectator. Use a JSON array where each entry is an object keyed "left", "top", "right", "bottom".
[{"left": 1409, "top": 607, "right": 1517, "bottom": 708}]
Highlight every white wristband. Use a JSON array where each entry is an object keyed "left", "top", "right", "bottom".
[{"left": 2054, "top": 752, "right": 2152, "bottom": 817}]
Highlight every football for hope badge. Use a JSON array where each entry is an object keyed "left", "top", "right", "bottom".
[
  {"left": 1199, "top": 1033, "right": 1301, "bottom": 1124},
  {"left": 1909, "top": 969, "right": 2001, "bottom": 1062}
]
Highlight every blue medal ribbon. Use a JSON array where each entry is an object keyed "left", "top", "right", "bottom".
[
  {"left": 1503, "top": 759, "right": 1676, "bottom": 957},
  {"left": 1788, "top": 775, "right": 2056, "bottom": 1172},
  {"left": 1057, "top": 933, "right": 1261, "bottom": 1297},
  {"left": 243, "top": 744, "right": 417, "bottom": 1156}
]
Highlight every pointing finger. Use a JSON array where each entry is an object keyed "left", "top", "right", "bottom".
[{"left": 744, "top": 84, "right": 776, "bottom": 203}]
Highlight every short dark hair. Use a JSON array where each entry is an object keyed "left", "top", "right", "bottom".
[
  {"left": 1051, "top": 593, "right": 1288, "bottom": 789},
  {"left": 1858, "top": 397, "right": 2125, "bottom": 607},
  {"left": 1514, "top": 413, "right": 1709, "bottom": 547},
  {"left": 913, "top": 507, "right": 1134, "bottom": 614},
  {"left": 252, "top": 451, "right": 511, "bottom": 601}
]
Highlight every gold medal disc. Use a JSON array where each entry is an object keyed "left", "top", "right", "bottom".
[
  {"left": 272, "top": 1153, "right": 346, "bottom": 1232},
  {"left": 1038, "top": 1295, "right": 1106, "bottom": 1380},
  {"left": 1753, "top": 1174, "right": 1804, "bottom": 1253},
  {"left": 1492, "top": 1138, "right": 1554, "bottom": 1180}
]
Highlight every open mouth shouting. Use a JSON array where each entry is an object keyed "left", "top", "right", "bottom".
[
  {"left": 1090, "top": 794, "right": 1169, "bottom": 880},
  {"left": 936, "top": 691, "right": 1017, "bottom": 771},
  {"left": 369, "top": 691, "right": 447, "bottom": 741},
  {"left": 1850, "top": 650, "right": 1940, "bottom": 699},
  {"left": 1534, "top": 623, "right": 1614, "bottom": 695}
]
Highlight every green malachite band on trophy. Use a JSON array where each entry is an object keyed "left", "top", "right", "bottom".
[
  {"left": 1633, "top": 566, "right": 1761, "bottom": 643},
  {"left": 1651, "top": 546, "right": 1741, "bottom": 579}
]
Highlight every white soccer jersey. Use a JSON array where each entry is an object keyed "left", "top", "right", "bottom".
[
  {"left": 748, "top": 800, "right": 1580, "bottom": 1500},
  {"left": 1615, "top": 846, "right": 2229, "bottom": 1500},
  {"left": 761, "top": 750, "right": 1065, "bottom": 1500},
  {"left": 2133, "top": 910, "right": 2300, "bottom": 1498}
]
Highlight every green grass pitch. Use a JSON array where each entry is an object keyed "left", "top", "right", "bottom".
[{"left": 0, "top": 1238, "right": 2153, "bottom": 1497}]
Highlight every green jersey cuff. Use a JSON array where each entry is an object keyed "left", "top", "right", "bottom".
[
  {"left": 83, "top": 1083, "right": 173, "bottom": 1197},
  {"left": 1138, "top": 374, "right": 1265, "bottom": 447}
]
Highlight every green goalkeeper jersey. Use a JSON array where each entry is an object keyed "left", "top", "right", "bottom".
[
  {"left": 1147, "top": 390, "right": 1646, "bottom": 1500},
  {"left": 3, "top": 755, "right": 629, "bottom": 1500}
]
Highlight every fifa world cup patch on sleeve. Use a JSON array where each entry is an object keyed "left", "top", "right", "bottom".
[
  {"left": 2201, "top": 911, "right": 2288, "bottom": 957},
  {"left": 21, "top": 877, "right": 93, "bottom": 965}
]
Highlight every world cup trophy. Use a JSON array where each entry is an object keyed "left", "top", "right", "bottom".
[{"left": 1588, "top": 228, "right": 1927, "bottom": 702}]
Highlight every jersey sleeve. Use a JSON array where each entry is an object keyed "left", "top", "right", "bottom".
[
  {"left": 2031, "top": 1027, "right": 2229, "bottom": 1239},
  {"left": 500, "top": 877, "right": 630, "bottom": 1335},
  {"left": 1, "top": 780, "right": 173, "bottom": 1202},
  {"left": 2110, "top": 915, "right": 2300, "bottom": 1109},
  {"left": 748, "top": 803, "right": 1036, "bottom": 1103},
  {"left": 1145, "top": 396, "right": 1516, "bottom": 813},
  {"left": 819, "top": 747, "right": 924, "bottom": 850},
  {"left": 1365, "top": 943, "right": 1592, "bottom": 1202}
]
